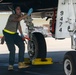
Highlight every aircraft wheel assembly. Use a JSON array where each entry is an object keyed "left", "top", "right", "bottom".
[
  {"left": 27, "top": 33, "right": 47, "bottom": 60},
  {"left": 63, "top": 51, "right": 76, "bottom": 75}
]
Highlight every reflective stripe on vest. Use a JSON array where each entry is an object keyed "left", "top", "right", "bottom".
[{"left": 4, "top": 29, "right": 16, "bottom": 34}]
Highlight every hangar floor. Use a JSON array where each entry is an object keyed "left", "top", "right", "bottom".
[
  {"left": 0, "top": 38, "right": 73, "bottom": 75},
  {"left": 0, "top": 51, "right": 67, "bottom": 75}
]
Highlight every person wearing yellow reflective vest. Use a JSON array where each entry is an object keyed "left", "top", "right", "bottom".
[{"left": 3, "top": 6, "right": 33, "bottom": 71}]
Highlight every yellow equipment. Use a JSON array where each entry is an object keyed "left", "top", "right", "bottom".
[{"left": 24, "top": 58, "right": 53, "bottom": 65}]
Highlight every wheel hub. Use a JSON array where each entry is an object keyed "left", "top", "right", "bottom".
[
  {"left": 66, "top": 64, "right": 70, "bottom": 71},
  {"left": 64, "top": 59, "right": 72, "bottom": 75},
  {"left": 28, "top": 41, "right": 36, "bottom": 59}
]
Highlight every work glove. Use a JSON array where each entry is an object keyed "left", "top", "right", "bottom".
[
  {"left": 27, "top": 8, "right": 33, "bottom": 16},
  {"left": 21, "top": 34, "right": 24, "bottom": 38},
  {"left": 21, "top": 34, "right": 25, "bottom": 40},
  {"left": 21, "top": 34, "right": 27, "bottom": 44},
  {"left": 21, "top": 34, "right": 25, "bottom": 41}
]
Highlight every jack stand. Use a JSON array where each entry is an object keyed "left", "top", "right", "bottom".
[
  {"left": 32, "top": 58, "right": 53, "bottom": 65},
  {"left": 24, "top": 58, "right": 53, "bottom": 65}
]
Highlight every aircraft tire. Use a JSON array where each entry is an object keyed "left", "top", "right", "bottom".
[
  {"left": 28, "top": 33, "right": 47, "bottom": 60},
  {"left": 63, "top": 51, "right": 76, "bottom": 75}
]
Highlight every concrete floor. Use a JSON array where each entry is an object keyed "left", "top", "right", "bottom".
[
  {"left": 0, "top": 38, "right": 74, "bottom": 75},
  {"left": 0, "top": 51, "right": 68, "bottom": 75}
]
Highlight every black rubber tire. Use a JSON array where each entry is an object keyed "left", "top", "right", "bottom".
[
  {"left": 63, "top": 51, "right": 76, "bottom": 75},
  {"left": 28, "top": 33, "right": 47, "bottom": 60}
]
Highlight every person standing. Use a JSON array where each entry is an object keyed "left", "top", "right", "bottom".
[{"left": 3, "top": 6, "right": 33, "bottom": 70}]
